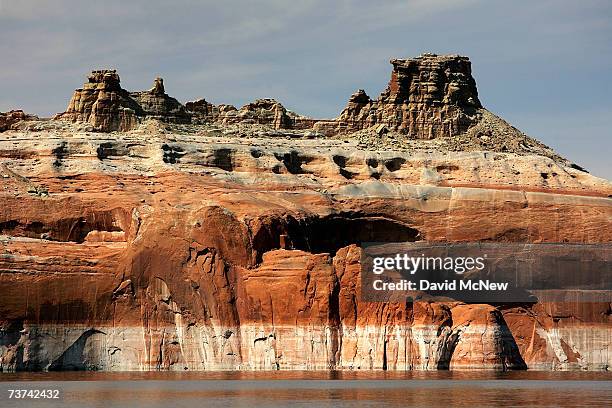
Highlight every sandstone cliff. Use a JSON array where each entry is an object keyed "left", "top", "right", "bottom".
[{"left": 0, "top": 55, "right": 610, "bottom": 372}]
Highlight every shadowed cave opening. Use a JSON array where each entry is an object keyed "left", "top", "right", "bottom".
[
  {"left": 251, "top": 212, "right": 420, "bottom": 262},
  {"left": 161, "top": 143, "right": 186, "bottom": 164},
  {"left": 213, "top": 148, "right": 234, "bottom": 171},
  {"left": 48, "top": 329, "right": 107, "bottom": 371},
  {"left": 0, "top": 211, "right": 124, "bottom": 243},
  {"left": 273, "top": 151, "right": 316, "bottom": 174}
]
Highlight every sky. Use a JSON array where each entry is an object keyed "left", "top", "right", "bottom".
[{"left": 0, "top": 0, "right": 610, "bottom": 178}]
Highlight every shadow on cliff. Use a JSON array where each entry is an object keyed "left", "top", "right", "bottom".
[
  {"left": 48, "top": 329, "right": 107, "bottom": 371},
  {"left": 436, "top": 311, "right": 527, "bottom": 370},
  {"left": 251, "top": 211, "right": 420, "bottom": 262}
]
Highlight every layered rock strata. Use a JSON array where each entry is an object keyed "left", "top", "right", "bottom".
[
  {"left": 186, "top": 98, "right": 315, "bottom": 130},
  {"left": 55, "top": 70, "right": 312, "bottom": 133},
  {"left": 0, "top": 110, "right": 38, "bottom": 132},
  {"left": 0, "top": 54, "right": 610, "bottom": 372},
  {"left": 56, "top": 70, "right": 143, "bottom": 132},
  {"left": 129, "top": 77, "right": 190, "bottom": 125},
  {"left": 0, "top": 128, "right": 610, "bottom": 371}
]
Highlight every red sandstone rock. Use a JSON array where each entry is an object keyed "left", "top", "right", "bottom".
[
  {"left": 185, "top": 98, "right": 217, "bottom": 123},
  {"left": 56, "top": 70, "right": 142, "bottom": 132},
  {"left": 186, "top": 97, "right": 309, "bottom": 130},
  {"left": 0, "top": 145, "right": 608, "bottom": 371},
  {"left": 236, "top": 99, "right": 293, "bottom": 129}
]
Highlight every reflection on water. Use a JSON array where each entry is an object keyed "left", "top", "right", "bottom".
[{"left": 1, "top": 371, "right": 611, "bottom": 408}]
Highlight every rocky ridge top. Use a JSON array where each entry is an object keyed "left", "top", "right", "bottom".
[{"left": 0, "top": 54, "right": 589, "bottom": 170}]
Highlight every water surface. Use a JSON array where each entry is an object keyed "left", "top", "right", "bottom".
[{"left": 1, "top": 371, "right": 610, "bottom": 407}]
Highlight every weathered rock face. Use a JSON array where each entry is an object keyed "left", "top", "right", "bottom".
[
  {"left": 56, "top": 71, "right": 189, "bottom": 132},
  {"left": 186, "top": 98, "right": 291, "bottom": 128},
  {"left": 0, "top": 126, "right": 609, "bottom": 371},
  {"left": 317, "top": 54, "right": 483, "bottom": 138},
  {"left": 56, "top": 70, "right": 143, "bottom": 132},
  {"left": 319, "top": 89, "right": 374, "bottom": 135},
  {"left": 55, "top": 55, "right": 518, "bottom": 143},
  {"left": 225, "top": 98, "right": 293, "bottom": 129},
  {"left": 185, "top": 98, "right": 217, "bottom": 122}
]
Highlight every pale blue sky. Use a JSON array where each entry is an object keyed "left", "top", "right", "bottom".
[{"left": 0, "top": 0, "right": 610, "bottom": 178}]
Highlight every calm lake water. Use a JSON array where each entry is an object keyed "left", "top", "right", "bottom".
[{"left": 1, "top": 371, "right": 611, "bottom": 407}]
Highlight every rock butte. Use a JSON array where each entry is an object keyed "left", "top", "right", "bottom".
[{"left": 0, "top": 54, "right": 610, "bottom": 372}]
